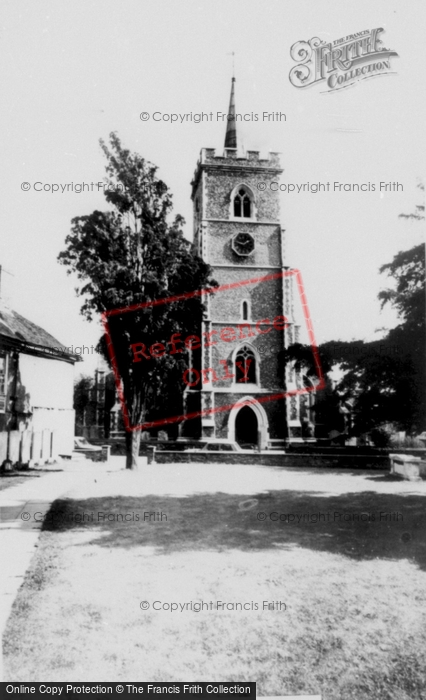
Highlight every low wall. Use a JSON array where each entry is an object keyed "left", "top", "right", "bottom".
[
  {"left": 147, "top": 450, "right": 390, "bottom": 470},
  {"left": 87, "top": 437, "right": 425, "bottom": 470},
  {"left": 287, "top": 445, "right": 426, "bottom": 458}
]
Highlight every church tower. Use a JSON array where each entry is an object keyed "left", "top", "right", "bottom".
[{"left": 187, "top": 78, "right": 304, "bottom": 447}]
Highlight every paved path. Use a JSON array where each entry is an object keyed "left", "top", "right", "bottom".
[{"left": 0, "top": 457, "right": 123, "bottom": 681}]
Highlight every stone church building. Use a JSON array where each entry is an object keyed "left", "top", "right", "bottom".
[{"left": 183, "top": 78, "right": 315, "bottom": 448}]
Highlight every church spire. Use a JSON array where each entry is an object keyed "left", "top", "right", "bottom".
[{"left": 224, "top": 76, "right": 237, "bottom": 149}]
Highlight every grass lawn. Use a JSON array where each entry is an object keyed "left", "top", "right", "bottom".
[{"left": 3, "top": 463, "right": 426, "bottom": 698}]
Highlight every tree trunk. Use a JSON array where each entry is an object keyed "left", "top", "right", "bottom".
[{"left": 125, "top": 430, "right": 142, "bottom": 469}]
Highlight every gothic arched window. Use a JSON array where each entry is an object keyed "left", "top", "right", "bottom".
[
  {"left": 235, "top": 346, "right": 257, "bottom": 383},
  {"left": 233, "top": 187, "right": 252, "bottom": 218}
]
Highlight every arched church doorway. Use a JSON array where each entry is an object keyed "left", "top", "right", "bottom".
[{"left": 235, "top": 405, "right": 258, "bottom": 447}]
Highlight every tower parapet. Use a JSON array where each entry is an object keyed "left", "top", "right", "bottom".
[
  {"left": 198, "top": 147, "right": 281, "bottom": 166},
  {"left": 191, "top": 149, "right": 282, "bottom": 199}
]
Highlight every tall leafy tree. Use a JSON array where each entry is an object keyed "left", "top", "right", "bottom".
[
  {"left": 280, "top": 188, "right": 426, "bottom": 438},
  {"left": 59, "top": 133, "right": 214, "bottom": 468},
  {"left": 378, "top": 243, "right": 425, "bottom": 331},
  {"left": 285, "top": 240, "right": 425, "bottom": 436}
]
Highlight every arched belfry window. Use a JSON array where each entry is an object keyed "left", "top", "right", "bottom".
[
  {"left": 233, "top": 186, "right": 252, "bottom": 218},
  {"left": 235, "top": 346, "right": 257, "bottom": 384}
]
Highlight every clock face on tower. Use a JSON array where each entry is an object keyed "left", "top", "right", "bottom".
[{"left": 232, "top": 232, "right": 255, "bottom": 256}]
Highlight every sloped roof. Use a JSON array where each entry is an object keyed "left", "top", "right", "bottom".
[{"left": 0, "top": 303, "right": 77, "bottom": 362}]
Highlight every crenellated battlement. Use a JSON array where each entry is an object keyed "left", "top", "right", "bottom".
[
  {"left": 191, "top": 148, "right": 282, "bottom": 195},
  {"left": 200, "top": 147, "right": 281, "bottom": 167}
]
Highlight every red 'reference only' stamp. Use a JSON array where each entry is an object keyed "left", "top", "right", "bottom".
[{"left": 101, "top": 269, "right": 324, "bottom": 432}]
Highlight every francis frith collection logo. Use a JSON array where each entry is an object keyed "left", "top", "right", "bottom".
[{"left": 289, "top": 28, "right": 399, "bottom": 92}]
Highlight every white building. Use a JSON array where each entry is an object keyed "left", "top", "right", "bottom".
[{"left": 0, "top": 302, "right": 78, "bottom": 465}]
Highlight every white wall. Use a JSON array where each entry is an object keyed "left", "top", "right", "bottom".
[
  {"left": 18, "top": 353, "right": 75, "bottom": 456},
  {"left": 19, "top": 354, "right": 74, "bottom": 410}
]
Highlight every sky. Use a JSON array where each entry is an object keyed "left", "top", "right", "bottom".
[{"left": 1, "top": 0, "right": 425, "bottom": 378}]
